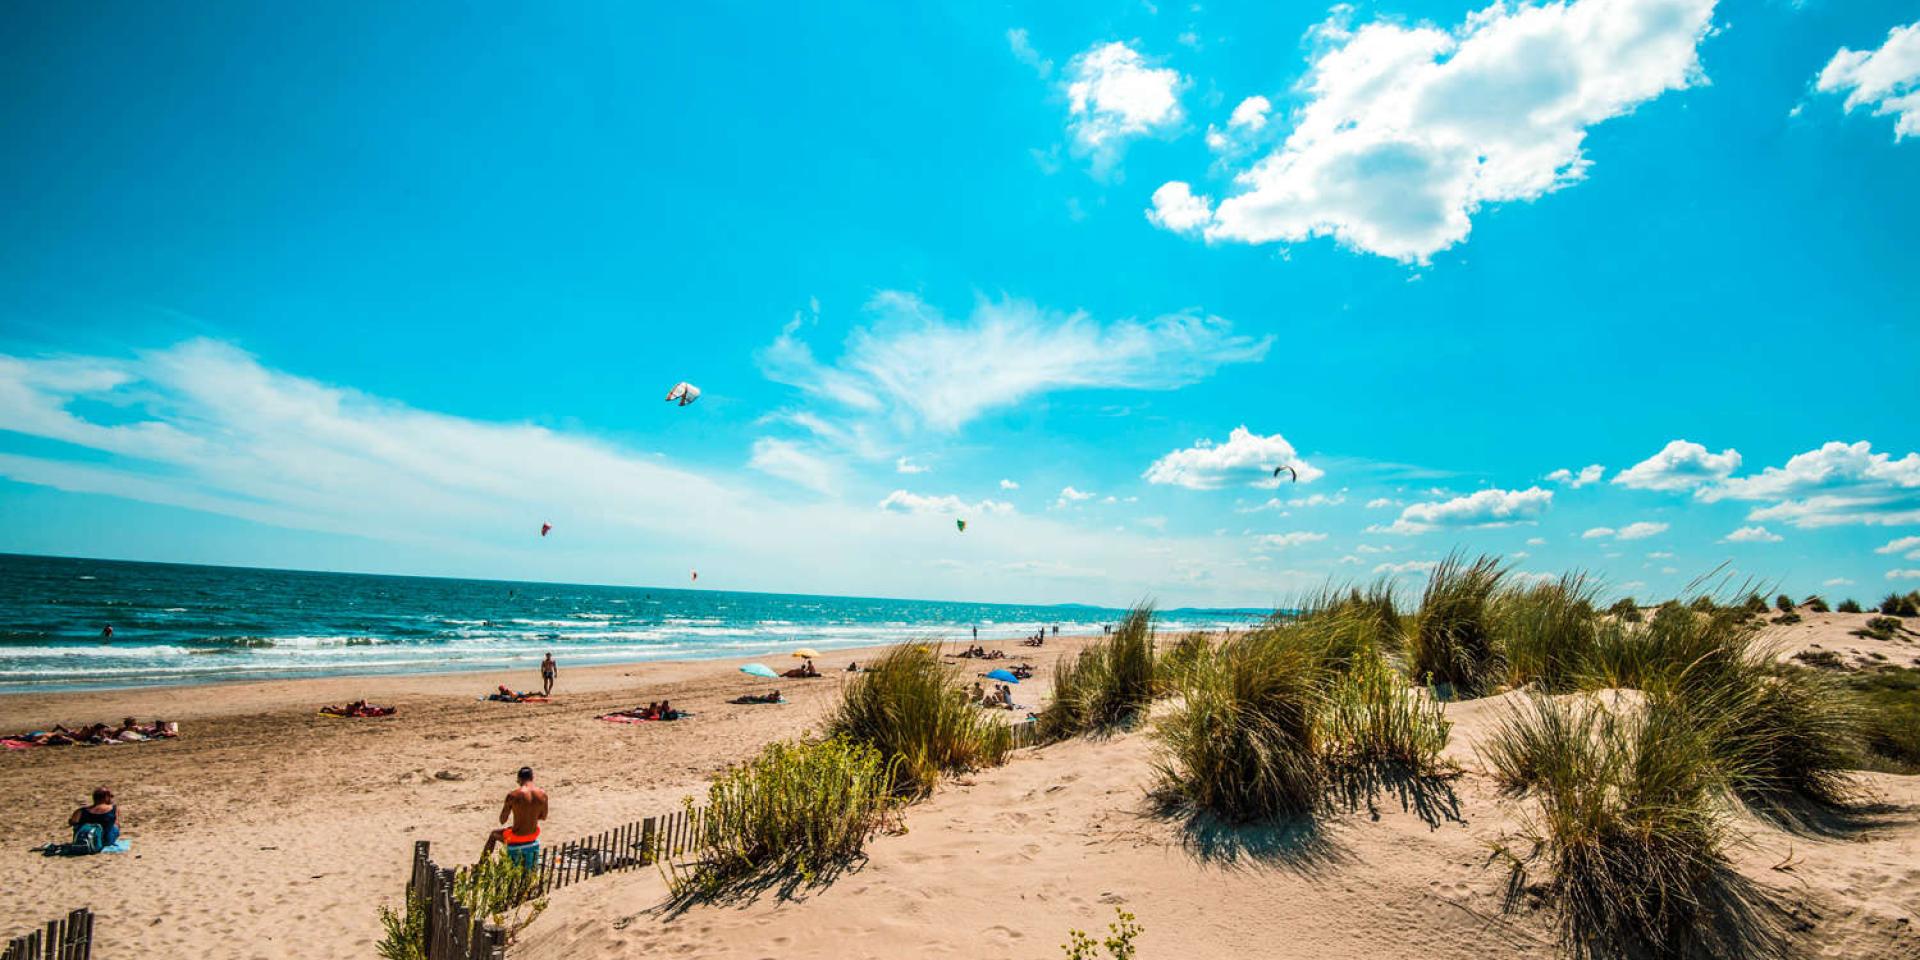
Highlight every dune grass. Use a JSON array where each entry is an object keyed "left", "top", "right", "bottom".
[
  {"left": 1846, "top": 667, "right": 1920, "bottom": 773},
  {"left": 1037, "top": 605, "right": 1157, "bottom": 739},
  {"left": 1155, "top": 631, "right": 1211, "bottom": 693},
  {"left": 1318, "top": 643, "right": 1451, "bottom": 770},
  {"left": 1409, "top": 553, "right": 1509, "bottom": 697},
  {"left": 1485, "top": 692, "right": 1735, "bottom": 958},
  {"left": 826, "top": 642, "right": 1010, "bottom": 797},
  {"left": 1494, "top": 573, "right": 1600, "bottom": 693},
  {"left": 1151, "top": 624, "right": 1329, "bottom": 822},
  {"left": 673, "top": 736, "right": 897, "bottom": 897}
]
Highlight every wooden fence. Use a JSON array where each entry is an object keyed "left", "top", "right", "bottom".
[
  {"left": 533, "top": 805, "right": 708, "bottom": 898},
  {"left": 410, "top": 842, "right": 508, "bottom": 960},
  {"left": 2, "top": 909, "right": 93, "bottom": 960}
]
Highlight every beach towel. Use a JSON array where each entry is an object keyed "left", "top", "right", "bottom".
[
  {"left": 596, "top": 713, "right": 652, "bottom": 724},
  {"left": 2, "top": 738, "right": 35, "bottom": 750}
]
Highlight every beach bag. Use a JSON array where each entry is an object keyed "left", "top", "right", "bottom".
[{"left": 57, "top": 823, "right": 104, "bottom": 856}]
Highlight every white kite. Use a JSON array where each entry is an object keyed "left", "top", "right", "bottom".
[{"left": 665, "top": 381, "right": 701, "bottom": 406}]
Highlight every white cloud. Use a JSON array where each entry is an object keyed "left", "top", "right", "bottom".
[
  {"left": 1823, "top": 577, "right": 1855, "bottom": 587},
  {"left": 1146, "top": 182, "right": 1214, "bottom": 233},
  {"left": 760, "top": 293, "right": 1270, "bottom": 434},
  {"left": 1612, "top": 440, "right": 1742, "bottom": 491},
  {"left": 1143, "top": 426, "right": 1322, "bottom": 490},
  {"left": 1053, "top": 485, "right": 1096, "bottom": 509},
  {"left": 1703, "top": 441, "right": 1920, "bottom": 528},
  {"left": 1354, "top": 543, "right": 1394, "bottom": 554},
  {"left": 1546, "top": 464, "right": 1605, "bottom": 488},
  {"left": 894, "top": 455, "right": 929, "bottom": 474},
  {"left": 1815, "top": 19, "right": 1920, "bottom": 140},
  {"left": 1720, "top": 525, "right": 1782, "bottom": 544},
  {"left": 1365, "top": 497, "right": 1398, "bottom": 509},
  {"left": 1615, "top": 521, "right": 1669, "bottom": 541},
  {"left": 749, "top": 438, "right": 839, "bottom": 495},
  {"left": 1583, "top": 527, "right": 1615, "bottom": 539},
  {"left": 1511, "top": 550, "right": 1530, "bottom": 560},
  {"left": 999, "top": 478, "right": 1021, "bottom": 491},
  {"left": 1008, "top": 27, "right": 1053, "bottom": 78},
  {"left": 1887, "top": 569, "right": 1920, "bottom": 582},
  {"left": 879, "top": 490, "right": 1013, "bottom": 516},
  {"left": 1255, "top": 531, "right": 1327, "bottom": 548},
  {"left": 1374, "top": 560, "right": 1438, "bottom": 576},
  {"left": 1647, "top": 551, "right": 1673, "bottom": 559},
  {"left": 1876, "top": 535, "right": 1920, "bottom": 559},
  {"left": 1228, "top": 95, "right": 1272, "bottom": 130},
  {"left": 1339, "top": 555, "right": 1363, "bottom": 564},
  {"left": 1154, "top": 0, "right": 1717, "bottom": 261},
  {"left": 1239, "top": 491, "right": 1346, "bottom": 512},
  {"left": 1374, "top": 487, "right": 1552, "bottom": 535},
  {"left": 1065, "top": 41, "right": 1185, "bottom": 171},
  {"left": 1527, "top": 537, "right": 1546, "bottom": 546}
]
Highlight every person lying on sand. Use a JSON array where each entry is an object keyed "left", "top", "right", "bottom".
[
  {"left": 481, "top": 767, "right": 547, "bottom": 870},
  {"left": 1011, "top": 664, "right": 1034, "bottom": 680},
  {"left": 487, "top": 685, "right": 546, "bottom": 703},
  {"left": 598, "top": 700, "right": 690, "bottom": 721},
  {"left": 320, "top": 700, "right": 396, "bottom": 718},
  {"left": 781, "top": 659, "right": 820, "bottom": 679},
  {"left": 67, "top": 787, "right": 120, "bottom": 853},
  {"left": 729, "top": 690, "right": 784, "bottom": 705}
]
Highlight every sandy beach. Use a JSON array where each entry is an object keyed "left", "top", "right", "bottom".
[{"left": 4, "top": 616, "right": 1918, "bottom": 959}]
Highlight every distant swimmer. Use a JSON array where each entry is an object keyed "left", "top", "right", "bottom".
[
  {"left": 481, "top": 767, "right": 548, "bottom": 869},
  {"left": 100, "top": 625, "right": 113, "bottom": 642}
]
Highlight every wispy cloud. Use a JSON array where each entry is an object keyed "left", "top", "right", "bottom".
[
  {"left": 894, "top": 455, "right": 929, "bottom": 475},
  {"left": 1584, "top": 521, "right": 1669, "bottom": 542},
  {"left": 1720, "top": 525, "right": 1782, "bottom": 544},
  {"left": 1876, "top": 535, "right": 1920, "bottom": 559},
  {"left": 1149, "top": 0, "right": 1716, "bottom": 261},
  {"left": 1254, "top": 531, "right": 1327, "bottom": 548},
  {"left": 1007, "top": 27, "right": 1053, "bottom": 78},
  {"left": 878, "top": 490, "right": 1013, "bottom": 516},
  {"left": 749, "top": 438, "right": 840, "bottom": 495},
  {"left": 760, "top": 294, "right": 1270, "bottom": 435}
]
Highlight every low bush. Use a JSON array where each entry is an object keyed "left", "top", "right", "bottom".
[
  {"left": 1037, "top": 606, "right": 1157, "bottom": 739},
  {"left": 1845, "top": 667, "right": 1920, "bottom": 774},
  {"left": 1855, "top": 616, "right": 1904, "bottom": 642},
  {"left": 674, "top": 736, "right": 896, "bottom": 896},
  {"left": 1836, "top": 598, "right": 1863, "bottom": 614},
  {"left": 1409, "top": 553, "right": 1508, "bottom": 696},
  {"left": 827, "top": 642, "right": 1009, "bottom": 796},
  {"left": 1803, "top": 595, "right": 1830, "bottom": 613},
  {"left": 1152, "top": 625, "right": 1327, "bottom": 822},
  {"left": 1320, "top": 644, "right": 1451, "bottom": 771},
  {"left": 1770, "top": 612, "right": 1802, "bottom": 625},
  {"left": 1880, "top": 592, "right": 1920, "bottom": 617},
  {"left": 1775, "top": 594, "right": 1794, "bottom": 613}
]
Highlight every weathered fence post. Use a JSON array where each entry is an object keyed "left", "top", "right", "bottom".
[{"left": 640, "top": 816, "right": 658, "bottom": 865}]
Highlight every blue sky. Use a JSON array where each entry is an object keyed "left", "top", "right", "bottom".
[{"left": 1, "top": 0, "right": 1917, "bottom": 607}]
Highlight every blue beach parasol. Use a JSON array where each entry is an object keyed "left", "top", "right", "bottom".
[
  {"left": 740, "top": 663, "right": 778, "bottom": 679},
  {"left": 985, "top": 668, "right": 1020, "bottom": 684}
]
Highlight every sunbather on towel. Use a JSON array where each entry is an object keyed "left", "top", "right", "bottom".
[
  {"left": 321, "top": 700, "right": 396, "bottom": 718},
  {"left": 729, "top": 690, "right": 784, "bottom": 705},
  {"left": 488, "top": 685, "right": 546, "bottom": 703},
  {"left": 781, "top": 659, "right": 820, "bottom": 679}
]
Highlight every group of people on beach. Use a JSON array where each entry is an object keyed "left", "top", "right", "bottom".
[
  {"left": 970, "top": 681, "right": 1022, "bottom": 710},
  {"left": 9, "top": 716, "right": 177, "bottom": 747}
]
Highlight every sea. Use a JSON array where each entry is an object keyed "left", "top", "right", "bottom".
[{"left": 0, "top": 554, "right": 1268, "bottom": 693}]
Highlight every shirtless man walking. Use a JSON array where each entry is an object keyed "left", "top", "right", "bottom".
[
  {"left": 540, "top": 652, "right": 557, "bottom": 697},
  {"left": 481, "top": 766, "right": 548, "bottom": 870}
]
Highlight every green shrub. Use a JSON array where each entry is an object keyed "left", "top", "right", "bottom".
[
  {"left": 1740, "top": 593, "right": 1769, "bottom": 616},
  {"left": 1062, "top": 908, "right": 1143, "bottom": 960},
  {"left": 1300, "top": 582, "right": 1403, "bottom": 668},
  {"left": 1409, "top": 553, "right": 1508, "bottom": 697},
  {"left": 1037, "top": 605, "right": 1157, "bottom": 739},
  {"left": 1856, "top": 615, "right": 1903, "bottom": 642},
  {"left": 1487, "top": 693, "right": 1733, "bottom": 958},
  {"left": 1693, "top": 595, "right": 1722, "bottom": 615},
  {"left": 1775, "top": 594, "right": 1794, "bottom": 613},
  {"left": 1495, "top": 573, "right": 1600, "bottom": 693},
  {"left": 674, "top": 736, "right": 896, "bottom": 896},
  {"left": 1770, "top": 612, "right": 1802, "bottom": 625},
  {"left": 1803, "top": 595, "right": 1829, "bottom": 613},
  {"left": 827, "top": 642, "right": 1009, "bottom": 796},
  {"left": 1320, "top": 644, "right": 1451, "bottom": 770},
  {"left": 1152, "top": 625, "right": 1327, "bottom": 822},
  {"left": 1156, "top": 631, "right": 1211, "bottom": 691},
  {"left": 1880, "top": 592, "right": 1920, "bottom": 617},
  {"left": 1845, "top": 667, "right": 1920, "bottom": 774},
  {"left": 1606, "top": 597, "right": 1639, "bottom": 620},
  {"left": 1836, "top": 598, "right": 1863, "bottom": 614},
  {"left": 375, "top": 895, "right": 426, "bottom": 960}
]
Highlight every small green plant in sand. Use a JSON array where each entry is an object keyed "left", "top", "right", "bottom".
[
  {"left": 671, "top": 736, "right": 897, "bottom": 898},
  {"left": 1803, "top": 595, "right": 1829, "bottom": 613},
  {"left": 1836, "top": 598, "right": 1863, "bottom": 614},
  {"left": 374, "top": 894, "right": 426, "bottom": 960},
  {"left": 1409, "top": 553, "right": 1508, "bottom": 697},
  {"left": 375, "top": 854, "right": 546, "bottom": 958},
  {"left": 1062, "top": 907, "right": 1143, "bottom": 960},
  {"left": 1319, "top": 643, "right": 1451, "bottom": 771},
  {"left": 1854, "top": 616, "right": 1904, "bottom": 642},
  {"left": 827, "top": 642, "right": 1010, "bottom": 797},
  {"left": 1846, "top": 666, "right": 1920, "bottom": 773},
  {"left": 1038, "top": 605, "right": 1158, "bottom": 739}
]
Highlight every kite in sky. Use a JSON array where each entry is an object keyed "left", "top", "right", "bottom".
[
  {"left": 665, "top": 381, "right": 701, "bottom": 406},
  {"left": 540, "top": 522, "right": 552, "bottom": 537},
  {"left": 956, "top": 519, "right": 967, "bottom": 533},
  {"left": 1272, "top": 465, "right": 1298, "bottom": 483}
]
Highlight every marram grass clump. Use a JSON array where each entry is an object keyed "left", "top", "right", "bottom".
[
  {"left": 827, "top": 642, "right": 1010, "bottom": 797},
  {"left": 1038, "top": 605, "right": 1158, "bottom": 739},
  {"left": 1494, "top": 573, "right": 1600, "bottom": 693},
  {"left": 1319, "top": 643, "right": 1451, "bottom": 770},
  {"left": 1409, "top": 553, "right": 1509, "bottom": 697}
]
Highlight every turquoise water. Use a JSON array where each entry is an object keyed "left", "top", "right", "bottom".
[{"left": 0, "top": 554, "right": 1267, "bottom": 692}]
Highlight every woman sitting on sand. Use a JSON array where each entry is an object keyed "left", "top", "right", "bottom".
[
  {"left": 781, "top": 659, "right": 821, "bottom": 679},
  {"left": 67, "top": 787, "right": 119, "bottom": 852}
]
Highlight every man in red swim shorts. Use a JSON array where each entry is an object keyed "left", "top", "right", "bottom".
[{"left": 481, "top": 766, "right": 548, "bottom": 870}]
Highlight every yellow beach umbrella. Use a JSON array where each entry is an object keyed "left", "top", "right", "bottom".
[{"left": 791, "top": 647, "right": 821, "bottom": 658}]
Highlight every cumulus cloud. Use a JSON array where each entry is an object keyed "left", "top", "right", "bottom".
[
  {"left": 1053, "top": 485, "right": 1096, "bottom": 509},
  {"left": 1152, "top": 0, "right": 1717, "bottom": 261},
  {"left": 999, "top": 478, "right": 1021, "bottom": 490},
  {"left": 1146, "top": 182, "right": 1214, "bottom": 233},
  {"left": 1065, "top": 41, "right": 1185, "bottom": 171},
  {"left": 1815, "top": 19, "right": 1920, "bottom": 140},
  {"left": 895, "top": 455, "right": 929, "bottom": 474},
  {"left": 1877, "top": 535, "right": 1920, "bottom": 559},
  {"left": 1229, "top": 95, "right": 1272, "bottom": 130},
  {"left": 1887, "top": 569, "right": 1920, "bottom": 581},
  {"left": 1702, "top": 441, "right": 1920, "bottom": 528},
  {"left": 1612, "top": 440, "right": 1742, "bottom": 491},
  {"left": 759, "top": 293, "right": 1270, "bottom": 434},
  {"left": 1255, "top": 531, "right": 1327, "bottom": 548},
  {"left": 1583, "top": 527, "right": 1614, "bottom": 540},
  {"left": 1143, "top": 426, "right": 1322, "bottom": 490},
  {"left": 1584, "top": 521, "right": 1667, "bottom": 541},
  {"left": 1547, "top": 464, "right": 1605, "bottom": 488},
  {"left": 1365, "top": 497, "right": 1398, "bottom": 509},
  {"left": 1373, "top": 487, "right": 1552, "bottom": 535},
  {"left": 878, "top": 490, "right": 1014, "bottom": 516},
  {"left": 1719, "top": 525, "right": 1782, "bottom": 543}
]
